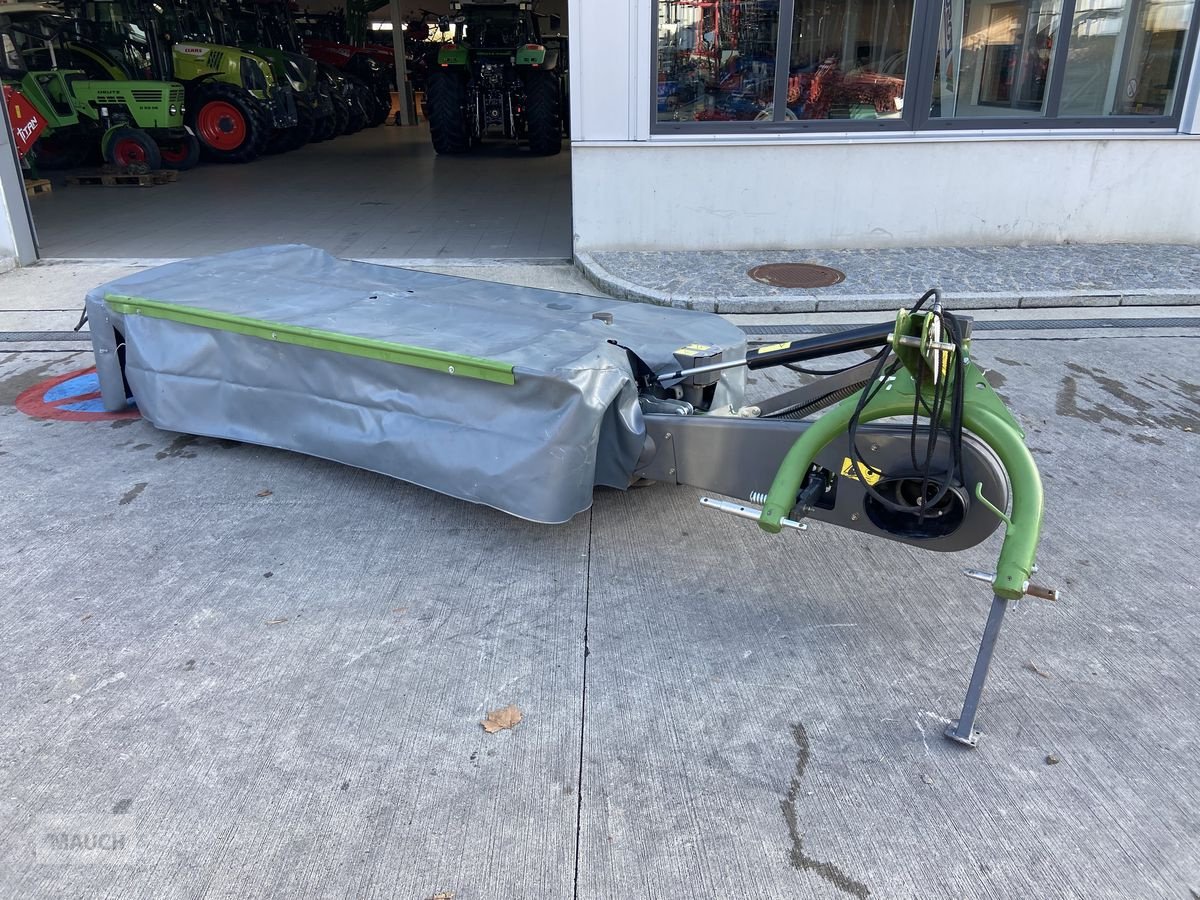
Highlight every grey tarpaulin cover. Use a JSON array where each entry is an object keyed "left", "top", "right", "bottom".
[{"left": 85, "top": 245, "right": 746, "bottom": 523}]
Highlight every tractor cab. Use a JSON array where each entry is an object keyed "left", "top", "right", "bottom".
[{"left": 451, "top": 3, "right": 537, "bottom": 49}]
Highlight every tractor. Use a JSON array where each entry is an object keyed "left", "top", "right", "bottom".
[
  {"left": 237, "top": 0, "right": 386, "bottom": 139},
  {"left": 293, "top": 8, "right": 393, "bottom": 128},
  {"left": 424, "top": 0, "right": 564, "bottom": 155},
  {"left": 216, "top": 0, "right": 334, "bottom": 151},
  {"left": 1, "top": 4, "right": 194, "bottom": 170},
  {"left": 62, "top": 0, "right": 298, "bottom": 162}
]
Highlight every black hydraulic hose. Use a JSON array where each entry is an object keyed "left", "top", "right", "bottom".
[
  {"left": 745, "top": 321, "right": 894, "bottom": 370},
  {"left": 657, "top": 320, "right": 894, "bottom": 384}
]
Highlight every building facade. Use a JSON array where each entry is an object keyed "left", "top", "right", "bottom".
[
  {"left": 568, "top": 0, "right": 1200, "bottom": 251},
  {"left": 3, "top": 0, "right": 1200, "bottom": 268}
]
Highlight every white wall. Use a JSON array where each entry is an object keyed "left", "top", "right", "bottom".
[
  {"left": 571, "top": 136, "right": 1200, "bottom": 250},
  {"left": 0, "top": 101, "right": 37, "bottom": 271},
  {"left": 0, "top": 180, "right": 19, "bottom": 274},
  {"left": 567, "top": 0, "right": 648, "bottom": 141}
]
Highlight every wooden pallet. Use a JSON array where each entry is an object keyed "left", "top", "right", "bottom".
[
  {"left": 24, "top": 178, "right": 52, "bottom": 197},
  {"left": 66, "top": 170, "right": 178, "bottom": 188}
]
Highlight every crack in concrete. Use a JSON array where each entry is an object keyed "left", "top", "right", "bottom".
[{"left": 780, "top": 723, "right": 871, "bottom": 899}]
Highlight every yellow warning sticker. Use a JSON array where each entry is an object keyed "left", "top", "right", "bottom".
[
  {"left": 840, "top": 457, "right": 883, "bottom": 485},
  {"left": 674, "top": 343, "right": 713, "bottom": 357},
  {"left": 756, "top": 342, "right": 792, "bottom": 354}
]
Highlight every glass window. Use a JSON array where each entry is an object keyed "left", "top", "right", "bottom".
[
  {"left": 1059, "top": 0, "right": 1196, "bottom": 115},
  {"left": 656, "top": 1, "right": 781, "bottom": 122},
  {"left": 786, "top": 0, "right": 915, "bottom": 120},
  {"left": 1, "top": 34, "right": 20, "bottom": 75},
  {"left": 932, "top": 0, "right": 1064, "bottom": 117},
  {"left": 652, "top": 0, "right": 1199, "bottom": 129}
]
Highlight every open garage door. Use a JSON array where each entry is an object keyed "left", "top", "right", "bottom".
[{"left": 2, "top": 0, "right": 571, "bottom": 262}]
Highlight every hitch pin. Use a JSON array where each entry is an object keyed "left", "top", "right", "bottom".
[
  {"left": 963, "top": 569, "right": 1061, "bottom": 601},
  {"left": 700, "top": 497, "right": 807, "bottom": 530}
]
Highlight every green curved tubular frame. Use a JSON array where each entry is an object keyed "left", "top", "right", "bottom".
[{"left": 758, "top": 355, "right": 1044, "bottom": 601}]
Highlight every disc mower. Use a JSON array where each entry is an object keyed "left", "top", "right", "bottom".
[{"left": 83, "top": 246, "right": 1057, "bottom": 748}]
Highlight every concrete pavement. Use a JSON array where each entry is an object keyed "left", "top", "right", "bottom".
[
  {"left": 577, "top": 244, "right": 1200, "bottom": 313},
  {"left": 0, "top": 261, "right": 1198, "bottom": 898}
]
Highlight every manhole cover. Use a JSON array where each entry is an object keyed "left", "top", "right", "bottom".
[{"left": 747, "top": 263, "right": 846, "bottom": 288}]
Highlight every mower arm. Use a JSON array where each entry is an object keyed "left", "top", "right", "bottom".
[{"left": 758, "top": 362, "right": 1044, "bottom": 601}]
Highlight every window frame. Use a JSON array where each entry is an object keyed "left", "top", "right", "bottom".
[{"left": 649, "top": 0, "right": 1200, "bottom": 133}]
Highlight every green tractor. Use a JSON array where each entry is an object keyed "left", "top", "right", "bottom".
[
  {"left": 219, "top": 0, "right": 335, "bottom": 151},
  {"left": 0, "top": 4, "right": 195, "bottom": 170},
  {"left": 425, "top": 0, "right": 565, "bottom": 156},
  {"left": 64, "top": 0, "right": 298, "bottom": 162}
]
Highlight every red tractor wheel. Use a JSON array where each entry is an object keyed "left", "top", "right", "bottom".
[
  {"left": 187, "top": 83, "right": 267, "bottom": 164},
  {"left": 103, "top": 127, "right": 162, "bottom": 171},
  {"left": 158, "top": 134, "right": 201, "bottom": 171},
  {"left": 196, "top": 101, "right": 247, "bottom": 151}
]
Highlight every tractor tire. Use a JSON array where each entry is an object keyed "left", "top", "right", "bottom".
[
  {"left": 188, "top": 82, "right": 268, "bottom": 164},
  {"left": 358, "top": 88, "right": 382, "bottom": 129},
  {"left": 369, "top": 83, "right": 391, "bottom": 127},
  {"left": 266, "top": 99, "right": 315, "bottom": 154},
  {"left": 104, "top": 127, "right": 163, "bottom": 170},
  {"left": 425, "top": 68, "right": 471, "bottom": 155},
  {"left": 524, "top": 71, "right": 562, "bottom": 156},
  {"left": 329, "top": 95, "right": 350, "bottom": 137},
  {"left": 343, "top": 84, "right": 369, "bottom": 134},
  {"left": 311, "top": 110, "right": 337, "bottom": 142},
  {"left": 157, "top": 133, "right": 201, "bottom": 170},
  {"left": 32, "top": 131, "right": 93, "bottom": 169}
]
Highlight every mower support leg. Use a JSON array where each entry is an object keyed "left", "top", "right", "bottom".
[{"left": 944, "top": 594, "right": 1011, "bottom": 748}]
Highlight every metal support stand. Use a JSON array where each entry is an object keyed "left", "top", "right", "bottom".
[{"left": 944, "top": 594, "right": 1010, "bottom": 747}]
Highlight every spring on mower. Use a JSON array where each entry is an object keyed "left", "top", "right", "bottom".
[{"left": 764, "top": 382, "right": 868, "bottom": 420}]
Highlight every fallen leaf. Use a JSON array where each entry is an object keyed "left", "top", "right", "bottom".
[
  {"left": 481, "top": 704, "right": 523, "bottom": 733},
  {"left": 920, "top": 773, "right": 934, "bottom": 785},
  {"left": 1045, "top": 753, "right": 1061, "bottom": 765},
  {"left": 429, "top": 893, "right": 455, "bottom": 900},
  {"left": 265, "top": 617, "right": 288, "bottom": 626},
  {"left": 80, "top": 613, "right": 92, "bottom": 622},
  {"left": 1023, "top": 661, "right": 1051, "bottom": 679},
  {"left": 256, "top": 489, "right": 273, "bottom": 498}
]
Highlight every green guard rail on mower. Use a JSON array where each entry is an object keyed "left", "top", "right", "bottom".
[{"left": 757, "top": 308, "right": 1044, "bottom": 601}]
